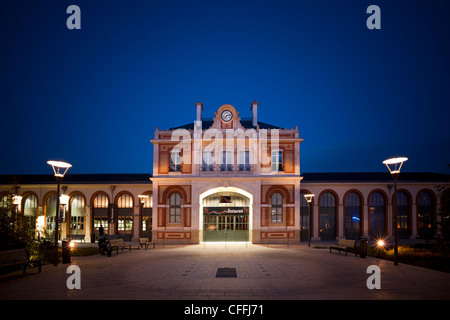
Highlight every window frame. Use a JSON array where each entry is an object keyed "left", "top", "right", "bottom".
[
  {"left": 238, "top": 150, "right": 251, "bottom": 171},
  {"left": 221, "top": 151, "right": 233, "bottom": 172},
  {"left": 170, "top": 149, "right": 182, "bottom": 172},
  {"left": 271, "top": 149, "right": 283, "bottom": 172},
  {"left": 271, "top": 192, "right": 283, "bottom": 223},
  {"left": 169, "top": 193, "right": 181, "bottom": 224},
  {"left": 202, "top": 151, "right": 214, "bottom": 172}
]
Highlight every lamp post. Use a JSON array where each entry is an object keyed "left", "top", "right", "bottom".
[
  {"left": 382, "top": 156, "right": 408, "bottom": 266},
  {"left": 138, "top": 195, "right": 149, "bottom": 238},
  {"left": 47, "top": 160, "right": 72, "bottom": 266},
  {"left": 303, "top": 194, "right": 315, "bottom": 247},
  {"left": 59, "top": 193, "right": 70, "bottom": 223}
]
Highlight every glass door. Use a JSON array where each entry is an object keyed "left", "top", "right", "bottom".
[{"left": 203, "top": 214, "right": 248, "bottom": 241}]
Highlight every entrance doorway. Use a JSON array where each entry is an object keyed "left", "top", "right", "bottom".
[
  {"left": 201, "top": 190, "right": 251, "bottom": 242},
  {"left": 203, "top": 211, "right": 249, "bottom": 241}
]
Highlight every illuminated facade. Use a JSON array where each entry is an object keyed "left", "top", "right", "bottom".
[
  {"left": 0, "top": 102, "right": 448, "bottom": 244},
  {"left": 151, "top": 102, "right": 302, "bottom": 243}
]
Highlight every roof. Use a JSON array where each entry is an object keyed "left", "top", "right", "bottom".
[
  {"left": 0, "top": 173, "right": 152, "bottom": 185},
  {"left": 1, "top": 172, "right": 448, "bottom": 186},
  {"left": 301, "top": 172, "right": 450, "bottom": 183},
  {"left": 168, "top": 119, "right": 283, "bottom": 130}
]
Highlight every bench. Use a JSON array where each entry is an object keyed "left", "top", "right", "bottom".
[
  {"left": 66, "top": 234, "right": 85, "bottom": 243},
  {"left": 329, "top": 239, "right": 357, "bottom": 256},
  {"left": 138, "top": 238, "right": 155, "bottom": 250},
  {"left": 109, "top": 239, "right": 132, "bottom": 254},
  {"left": 0, "top": 248, "right": 41, "bottom": 273}
]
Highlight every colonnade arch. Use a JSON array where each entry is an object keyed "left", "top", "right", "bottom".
[
  {"left": 302, "top": 186, "right": 440, "bottom": 241},
  {"left": 199, "top": 186, "right": 253, "bottom": 243}
]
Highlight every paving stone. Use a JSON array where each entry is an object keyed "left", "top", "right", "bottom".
[{"left": 1, "top": 242, "right": 450, "bottom": 300}]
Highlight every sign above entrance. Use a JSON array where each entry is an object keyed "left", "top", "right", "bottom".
[{"left": 204, "top": 207, "right": 249, "bottom": 215}]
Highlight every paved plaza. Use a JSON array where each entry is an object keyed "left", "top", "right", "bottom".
[{"left": 1, "top": 242, "right": 450, "bottom": 300}]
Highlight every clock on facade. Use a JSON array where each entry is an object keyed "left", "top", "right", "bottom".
[{"left": 221, "top": 110, "right": 232, "bottom": 122}]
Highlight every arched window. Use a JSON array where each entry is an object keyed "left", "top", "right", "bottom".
[
  {"left": 23, "top": 194, "right": 37, "bottom": 229},
  {"left": 369, "top": 191, "right": 386, "bottom": 239},
  {"left": 169, "top": 193, "right": 181, "bottom": 223},
  {"left": 94, "top": 193, "right": 109, "bottom": 208},
  {"left": 46, "top": 194, "right": 57, "bottom": 231},
  {"left": 300, "top": 192, "right": 311, "bottom": 241},
  {"left": 141, "top": 194, "right": 153, "bottom": 239},
  {"left": 320, "top": 192, "right": 336, "bottom": 241},
  {"left": 117, "top": 194, "right": 133, "bottom": 208},
  {"left": 0, "top": 194, "right": 11, "bottom": 215},
  {"left": 345, "top": 192, "right": 361, "bottom": 240},
  {"left": 417, "top": 191, "right": 435, "bottom": 239},
  {"left": 69, "top": 194, "right": 85, "bottom": 235},
  {"left": 117, "top": 193, "right": 133, "bottom": 240},
  {"left": 93, "top": 193, "right": 109, "bottom": 236},
  {"left": 396, "top": 191, "right": 410, "bottom": 239},
  {"left": 271, "top": 192, "right": 283, "bottom": 223}
]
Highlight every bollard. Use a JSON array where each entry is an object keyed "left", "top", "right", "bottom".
[
  {"left": 359, "top": 237, "right": 368, "bottom": 258},
  {"left": 62, "top": 240, "right": 71, "bottom": 264}
]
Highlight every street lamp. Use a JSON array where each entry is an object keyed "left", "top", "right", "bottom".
[
  {"left": 138, "top": 195, "right": 149, "bottom": 238},
  {"left": 60, "top": 193, "right": 70, "bottom": 223},
  {"left": 47, "top": 160, "right": 72, "bottom": 266},
  {"left": 138, "top": 194, "right": 149, "bottom": 203},
  {"left": 382, "top": 156, "right": 408, "bottom": 266},
  {"left": 303, "top": 193, "right": 315, "bottom": 247}
]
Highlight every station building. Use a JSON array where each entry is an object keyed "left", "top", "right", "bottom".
[{"left": 0, "top": 102, "right": 448, "bottom": 244}]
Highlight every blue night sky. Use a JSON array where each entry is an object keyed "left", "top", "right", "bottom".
[{"left": 0, "top": 0, "right": 449, "bottom": 175}]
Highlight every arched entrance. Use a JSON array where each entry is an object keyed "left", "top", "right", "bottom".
[{"left": 199, "top": 187, "right": 253, "bottom": 242}]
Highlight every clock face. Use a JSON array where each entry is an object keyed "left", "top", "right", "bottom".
[{"left": 221, "top": 110, "right": 232, "bottom": 122}]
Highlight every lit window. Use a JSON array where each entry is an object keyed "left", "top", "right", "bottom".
[
  {"left": 94, "top": 194, "right": 109, "bottom": 208},
  {"left": 117, "top": 194, "right": 133, "bottom": 208},
  {"left": 93, "top": 194, "right": 109, "bottom": 234},
  {"left": 118, "top": 218, "right": 132, "bottom": 231},
  {"left": 0, "top": 195, "right": 9, "bottom": 209},
  {"left": 23, "top": 194, "right": 37, "bottom": 229},
  {"left": 142, "top": 195, "right": 152, "bottom": 208}
]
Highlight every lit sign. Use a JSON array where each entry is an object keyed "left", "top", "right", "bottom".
[{"left": 204, "top": 207, "right": 249, "bottom": 215}]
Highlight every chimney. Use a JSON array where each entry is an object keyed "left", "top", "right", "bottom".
[
  {"left": 251, "top": 101, "right": 259, "bottom": 127},
  {"left": 196, "top": 101, "right": 203, "bottom": 122}
]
